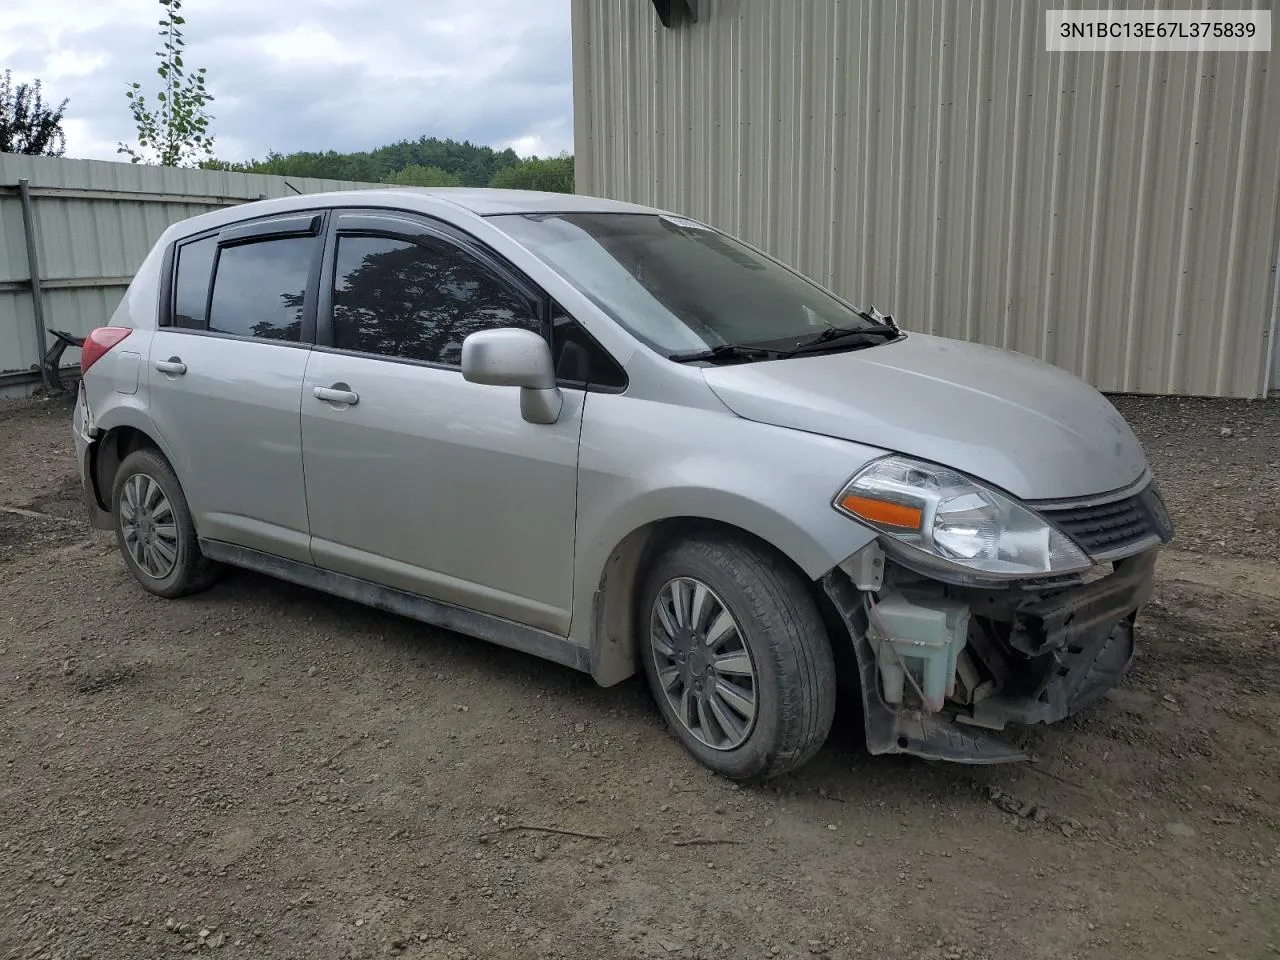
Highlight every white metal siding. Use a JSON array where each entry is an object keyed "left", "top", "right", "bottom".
[{"left": 572, "top": 0, "right": 1280, "bottom": 398}]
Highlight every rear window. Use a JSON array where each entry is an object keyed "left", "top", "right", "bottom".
[{"left": 206, "top": 237, "right": 317, "bottom": 342}]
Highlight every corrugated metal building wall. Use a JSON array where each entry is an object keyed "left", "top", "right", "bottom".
[
  {"left": 0, "top": 155, "right": 384, "bottom": 392},
  {"left": 572, "top": 0, "right": 1280, "bottom": 398}
]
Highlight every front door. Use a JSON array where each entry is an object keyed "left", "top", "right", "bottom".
[
  {"left": 300, "top": 212, "right": 581, "bottom": 634},
  {"left": 146, "top": 215, "right": 324, "bottom": 562}
]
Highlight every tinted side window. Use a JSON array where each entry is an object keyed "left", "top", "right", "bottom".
[
  {"left": 207, "top": 236, "right": 316, "bottom": 342},
  {"left": 172, "top": 236, "right": 217, "bottom": 329},
  {"left": 332, "top": 234, "right": 539, "bottom": 366}
]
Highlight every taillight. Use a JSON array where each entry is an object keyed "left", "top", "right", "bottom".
[{"left": 80, "top": 327, "right": 132, "bottom": 375}]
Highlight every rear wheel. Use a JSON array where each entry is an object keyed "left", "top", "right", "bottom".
[
  {"left": 639, "top": 535, "right": 837, "bottom": 780},
  {"left": 111, "top": 448, "right": 218, "bottom": 598}
]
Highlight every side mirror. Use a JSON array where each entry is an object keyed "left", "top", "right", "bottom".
[{"left": 460, "top": 328, "right": 563, "bottom": 425}]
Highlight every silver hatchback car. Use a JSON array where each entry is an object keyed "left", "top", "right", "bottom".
[{"left": 73, "top": 188, "right": 1173, "bottom": 779}]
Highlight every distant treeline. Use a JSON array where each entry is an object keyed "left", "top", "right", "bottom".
[{"left": 201, "top": 136, "right": 574, "bottom": 192}]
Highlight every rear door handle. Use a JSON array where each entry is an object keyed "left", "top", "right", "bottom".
[
  {"left": 155, "top": 357, "right": 186, "bottom": 376},
  {"left": 313, "top": 384, "right": 359, "bottom": 406}
]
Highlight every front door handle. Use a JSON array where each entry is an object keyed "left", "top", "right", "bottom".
[
  {"left": 314, "top": 384, "right": 359, "bottom": 406},
  {"left": 155, "top": 357, "right": 186, "bottom": 376}
]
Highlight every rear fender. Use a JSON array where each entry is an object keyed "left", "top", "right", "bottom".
[{"left": 83, "top": 406, "right": 175, "bottom": 523}]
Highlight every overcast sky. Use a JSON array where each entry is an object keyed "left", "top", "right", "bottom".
[{"left": 2, "top": 0, "right": 573, "bottom": 163}]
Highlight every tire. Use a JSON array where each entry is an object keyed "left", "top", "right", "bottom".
[
  {"left": 638, "top": 535, "right": 837, "bottom": 780},
  {"left": 111, "top": 447, "right": 219, "bottom": 598}
]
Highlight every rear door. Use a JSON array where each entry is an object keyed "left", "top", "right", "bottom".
[
  {"left": 299, "top": 211, "right": 582, "bottom": 633},
  {"left": 145, "top": 212, "right": 325, "bottom": 562}
]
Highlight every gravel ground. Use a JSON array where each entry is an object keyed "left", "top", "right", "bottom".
[
  {"left": 1, "top": 392, "right": 1277, "bottom": 960},
  {"left": 1111, "top": 396, "right": 1280, "bottom": 563}
]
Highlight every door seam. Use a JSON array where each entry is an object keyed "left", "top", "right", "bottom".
[
  {"left": 298, "top": 348, "right": 318, "bottom": 564},
  {"left": 566, "top": 390, "right": 587, "bottom": 638}
]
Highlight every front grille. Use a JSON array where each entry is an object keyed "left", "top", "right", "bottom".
[{"left": 1039, "top": 486, "right": 1170, "bottom": 558}]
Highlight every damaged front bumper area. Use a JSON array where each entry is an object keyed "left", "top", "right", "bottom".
[{"left": 822, "top": 549, "right": 1158, "bottom": 764}]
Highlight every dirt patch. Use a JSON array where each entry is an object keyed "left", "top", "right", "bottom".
[
  {"left": 0, "top": 507, "right": 85, "bottom": 566},
  {"left": 67, "top": 658, "right": 148, "bottom": 695},
  {"left": 0, "top": 394, "right": 1277, "bottom": 960},
  {"left": 0, "top": 394, "right": 86, "bottom": 564},
  {"left": 0, "top": 394, "right": 80, "bottom": 513}
]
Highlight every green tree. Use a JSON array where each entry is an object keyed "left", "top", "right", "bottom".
[
  {"left": 489, "top": 154, "right": 574, "bottom": 193},
  {"left": 386, "top": 164, "right": 461, "bottom": 187},
  {"left": 197, "top": 158, "right": 252, "bottom": 172},
  {"left": 118, "top": 0, "right": 215, "bottom": 166},
  {"left": 0, "top": 70, "right": 68, "bottom": 156},
  {"left": 191, "top": 137, "right": 572, "bottom": 190},
  {"left": 235, "top": 138, "right": 525, "bottom": 187}
]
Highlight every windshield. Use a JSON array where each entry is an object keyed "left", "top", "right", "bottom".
[{"left": 489, "top": 212, "right": 882, "bottom": 355}]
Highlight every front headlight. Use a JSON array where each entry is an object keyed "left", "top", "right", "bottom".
[{"left": 834, "top": 455, "right": 1091, "bottom": 580}]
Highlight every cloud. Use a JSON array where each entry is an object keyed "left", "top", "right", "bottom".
[{"left": 1, "top": 0, "right": 573, "bottom": 163}]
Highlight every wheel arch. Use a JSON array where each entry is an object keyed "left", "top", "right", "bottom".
[
  {"left": 585, "top": 512, "right": 859, "bottom": 688},
  {"left": 88, "top": 421, "right": 170, "bottom": 514}
]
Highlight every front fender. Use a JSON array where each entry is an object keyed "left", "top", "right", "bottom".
[
  {"left": 590, "top": 483, "right": 876, "bottom": 582},
  {"left": 569, "top": 392, "right": 885, "bottom": 681}
]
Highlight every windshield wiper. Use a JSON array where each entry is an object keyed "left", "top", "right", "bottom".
[
  {"left": 668, "top": 343, "right": 781, "bottom": 364},
  {"left": 780, "top": 322, "right": 900, "bottom": 357},
  {"left": 859, "top": 305, "right": 900, "bottom": 332}
]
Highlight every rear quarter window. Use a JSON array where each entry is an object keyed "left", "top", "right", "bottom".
[{"left": 172, "top": 236, "right": 217, "bottom": 329}]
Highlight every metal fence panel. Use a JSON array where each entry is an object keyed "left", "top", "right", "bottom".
[
  {"left": 572, "top": 0, "right": 1280, "bottom": 398},
  {"left": 0, "top": 154, "right": 386, "bottom": 388}
]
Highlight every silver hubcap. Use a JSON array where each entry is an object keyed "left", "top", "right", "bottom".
[
  {"left": 119, "top": 473, "right": 179, "bottom": 580},
  {"left": 649, "top": 577, "right": 758, "bottom": 751}
]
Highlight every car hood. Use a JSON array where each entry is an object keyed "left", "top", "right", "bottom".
[{"left": 700, "top": 333, "right": 1148, "bottom": 501}]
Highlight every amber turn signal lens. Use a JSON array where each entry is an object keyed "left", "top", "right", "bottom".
[{"left": 839, "top": 495, "right": 923, "bottom": 530}]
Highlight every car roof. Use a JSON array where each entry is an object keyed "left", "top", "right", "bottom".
[
  {"left": 156, "top": 187, "right": 670, "bottom": 246},
  {"left": 385, "top": 187, "right": 665, "bottom": 216}
]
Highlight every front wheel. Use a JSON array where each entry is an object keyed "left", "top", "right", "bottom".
[{"left": 639, "top": 536, "right": 837, "bottom": 780}]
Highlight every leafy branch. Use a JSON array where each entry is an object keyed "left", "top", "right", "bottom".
[{"left": 118, "top": 0, "right": 215, "bottom": 166}]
